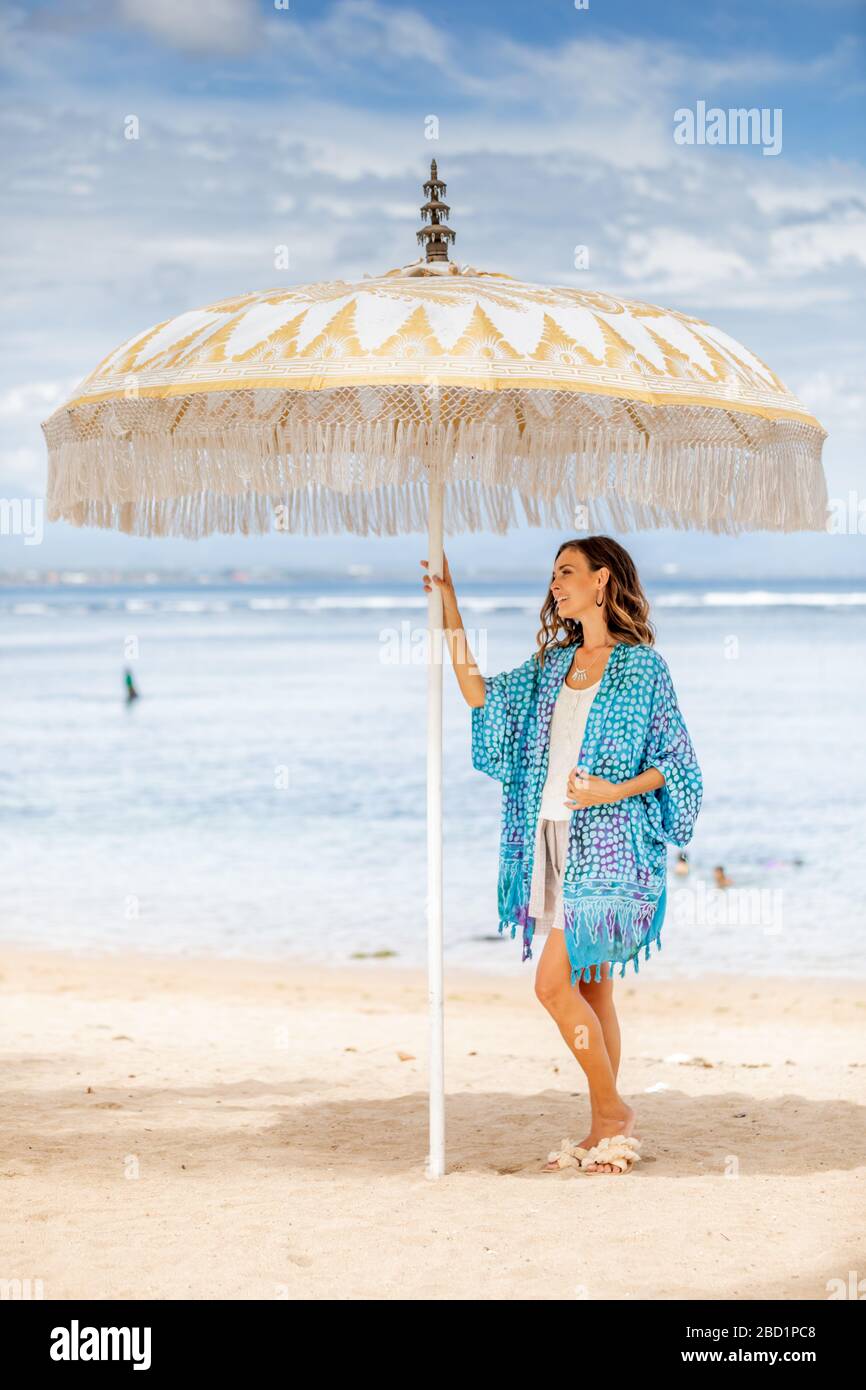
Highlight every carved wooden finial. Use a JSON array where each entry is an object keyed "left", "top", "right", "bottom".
[{"left": 416, "top": 159, "right": 455, "bottom": 263}]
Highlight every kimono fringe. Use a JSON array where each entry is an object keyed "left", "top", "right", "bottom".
[
  {"left": 498, "top": 852, "right": 524, "bottom": 923},
  {"left": 498, "top": 915, "right": 665, "bottom": 987},
  {"left": 43, "top": 401, "right": 828, "bottom": 536},
  {"left": 506, "top": 882, "right": 665, "bottom": 982}
]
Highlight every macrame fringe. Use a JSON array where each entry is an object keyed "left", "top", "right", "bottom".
[{"left": 43, "top": 391, "right": 828, "bottom": 536}]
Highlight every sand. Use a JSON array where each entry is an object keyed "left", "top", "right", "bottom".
[{"left": 1, "top": 946, "right": 864, "bottom": 1301}]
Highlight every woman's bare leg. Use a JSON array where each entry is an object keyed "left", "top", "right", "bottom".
[
  {"left": 535, "top": 928, "right": 634, "bottom": 1171},
  {"left": 580, "top": 964, "right": 621, "bottom": 1081}
]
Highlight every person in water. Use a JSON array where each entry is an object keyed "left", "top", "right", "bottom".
[{"left": 125, "top": 669, "right": 139, "bottom": 703}]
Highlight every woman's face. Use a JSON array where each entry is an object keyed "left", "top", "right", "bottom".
[{"left": 549, "top": 546, "right": 604, "bottom": 621}]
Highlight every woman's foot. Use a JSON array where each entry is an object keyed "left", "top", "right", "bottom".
[
  {"left": 542, "top": 1129, "right": 596, "bottom": 1172},
  {"left": 542, "top": 1105, "right": 636, "bottom": 1173},
  {"left": 542, "top": 1138, "right": 591, "bottom": 1172},
  {"left": 582, "top": 1104, "right": 637, "bottom": 1174}
]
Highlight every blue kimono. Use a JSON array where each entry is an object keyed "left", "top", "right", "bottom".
[{"left": 471, "top": 641, "right": 702, "bottom": 986}]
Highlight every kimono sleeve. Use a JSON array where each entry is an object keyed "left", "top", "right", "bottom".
[
  {"left": 470, "top": 653, "right": 540, "bottom": 784},
  {"left": 641, "top": 657, "right": 703, "bottom": 847}
]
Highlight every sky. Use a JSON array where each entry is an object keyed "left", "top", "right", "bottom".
[{"left": 1, "top": 0, "right": 864, "bottom": 576}]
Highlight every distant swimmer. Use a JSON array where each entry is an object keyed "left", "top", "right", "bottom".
[
  {"left": 674, "top": 851, "right": 690, "bottom": 877},
  {"left": 124, "top": 669, "right": 139, "bottom": 703},
  {"left": 713, "top": 864, "right": 732, "bottom": 889}
]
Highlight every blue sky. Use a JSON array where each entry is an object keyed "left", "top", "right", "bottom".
[{"left": 1, "top": 0, "right": 864, "bottom": 575}]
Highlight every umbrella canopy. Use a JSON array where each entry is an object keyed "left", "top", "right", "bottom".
[{"left": 43, "top": 228, "right": 827, "bottom": 539}]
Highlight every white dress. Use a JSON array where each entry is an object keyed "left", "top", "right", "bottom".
[
  {"left": 539, "top": 677, "right": 602, "bottom": 820},
  {"left": 529, "top": 677, "right": 601, "bottom": 933}
]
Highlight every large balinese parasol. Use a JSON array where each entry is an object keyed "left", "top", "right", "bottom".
[{"left": 42, "top": 161, "right": 828, "bottom": 1178}]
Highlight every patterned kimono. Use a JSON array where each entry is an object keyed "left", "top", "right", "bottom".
[{"left": 471, "top": 640, "right": 702, "bottom": 986}]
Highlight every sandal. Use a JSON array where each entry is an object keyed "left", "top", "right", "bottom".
[
  {"left": 580, "top": 1134, "right": 642, "bottom": 1174},
  {"left": 542, "top": 1138, "right": 592, "bottom": 1171},
  {"left": 543, "top": 1133, "right": 642, "bottom": 1174}
]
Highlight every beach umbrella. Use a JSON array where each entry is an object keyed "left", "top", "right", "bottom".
[{"left": 42, "top": 161, "right": 828, "bottom": 1178}]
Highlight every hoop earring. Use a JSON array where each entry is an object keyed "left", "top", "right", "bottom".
[{"left": 595, "top": 591, "right": 604, "bottom": 608}]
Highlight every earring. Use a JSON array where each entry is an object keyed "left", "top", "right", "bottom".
[{"left": 595, "top": 590, "right": 604, "bottom": 607}]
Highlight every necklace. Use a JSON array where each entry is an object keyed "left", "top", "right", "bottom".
[{"left": 566, "top": 643, "right": 614, "bottom": 686}]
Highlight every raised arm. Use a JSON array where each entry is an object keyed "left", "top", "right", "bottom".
[{"left": 421, "top": 552, "right": 486, "bottom": 708}]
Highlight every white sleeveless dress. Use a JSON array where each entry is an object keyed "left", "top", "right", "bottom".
[{"left": 528, "top": 678, "right": 601, "bottom": 934}]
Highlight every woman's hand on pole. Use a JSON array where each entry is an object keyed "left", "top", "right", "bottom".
[
  {"left": 420, "top": 553, "right": 486, "bottom": 708},
  {"left": 420, "top": 552, "right": 457, "bottom": 615}
]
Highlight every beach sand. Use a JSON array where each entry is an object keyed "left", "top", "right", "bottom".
[{"left": 1, "top": 946, "right": 863, "bottom": 1301}]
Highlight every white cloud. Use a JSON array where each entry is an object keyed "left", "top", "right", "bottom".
[
  {"left": 698, "top": 34, "right": 862, "bottom": 89},
  {"left": 769, "top": 213, "right": 866, "bottom": 273},
  {"left": 749, "top": 164, "right": 866, "bottom": 216},
  {"left": 792, "top": 370, "right": 866, "bottom": 432},
  {"left": 308, "top": 193, "right": 359, "bottom": 219},
  {"left": 115, "top": 0, "right": 262, "bottom": 56},
  {"left": 310, "top": 0, "right": 453, "bottom": 69},
  {"left": 0, "top": 382, "right": 69, "bottom": 419},
  {"left": 617, "top": 229, "right": 756, "bottom": 295},
  {"left": 0, "top": 446, "right": 46, "bottom": 492},
  {"left": 139, "top": 235, "right": 287, "bottom": 263}
]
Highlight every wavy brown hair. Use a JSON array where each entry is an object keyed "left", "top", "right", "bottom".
[{"left": 534, "top": 536, "right": 655, "bottom": 666}]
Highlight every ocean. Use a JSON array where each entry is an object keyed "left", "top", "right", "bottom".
[{"left": 2, "top": 574, "right": 864, "bottom": 979}]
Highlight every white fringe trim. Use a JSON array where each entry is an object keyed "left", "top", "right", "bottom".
[{"left": 43, "top": 388, "right": 828, "bottom": 537}]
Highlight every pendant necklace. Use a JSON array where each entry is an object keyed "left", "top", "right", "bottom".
[{"left": 566, "top": 643, "right": 613, "bottom": 687}]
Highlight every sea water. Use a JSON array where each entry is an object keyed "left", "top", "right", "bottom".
[{"left": 1, "top": 575, "right": 864, "bottom": 978}]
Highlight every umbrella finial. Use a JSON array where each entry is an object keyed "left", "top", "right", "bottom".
[{"left": 417, "top": 159, "right": 455, "bottom": 263}]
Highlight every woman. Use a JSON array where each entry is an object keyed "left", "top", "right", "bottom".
[{"left": 421, "top": 536, "right": 702, "bottom": 1175}]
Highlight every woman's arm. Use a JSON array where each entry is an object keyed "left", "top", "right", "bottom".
[
  {"left": 565, "top": 765, "right": 664, "bottom": 809},
  {"left": 421, "top": 553, "right": 486, "bottom": 708},
  {"left": 611, "top": 766, "right": 665, "bottom": 800},
  {"left": 564, "top": 648, "right": 702, "bottom": 847}
]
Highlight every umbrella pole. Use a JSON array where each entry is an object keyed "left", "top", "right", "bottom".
[{"left": 425, "top": 471, "right": 445, "bottom": 1180}]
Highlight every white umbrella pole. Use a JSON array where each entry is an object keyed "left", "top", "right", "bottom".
[{"left": 425, "top": 471, "right": 445, "bottom": 1180}]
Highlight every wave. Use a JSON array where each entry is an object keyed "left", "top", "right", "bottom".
[
  {"left": 10, "top": 602, "right": 54, "bottom": 616},
  {"left": 654, "top": 591, "right": 866, "bottom": 608},
  {"left": 267, "top": 590, "right": 866, "bottom": 612},
  {"left": 1, "top": 588, "right": 865, "bottom": 617}
]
